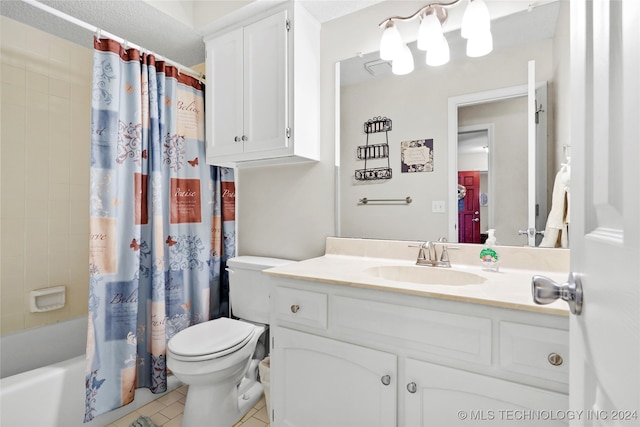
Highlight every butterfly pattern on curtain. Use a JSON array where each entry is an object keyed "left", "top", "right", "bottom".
[{"left": 85, "top": 37, "right": 235, "bottom": 421}]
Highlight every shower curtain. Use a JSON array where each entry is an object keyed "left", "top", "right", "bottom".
[{"left": 85, "top": 37, "right": 235, "bottom": 421}]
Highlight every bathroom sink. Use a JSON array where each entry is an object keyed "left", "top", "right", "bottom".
[{"left": 364, "top": 266, "right": 487, "bottom": 286}]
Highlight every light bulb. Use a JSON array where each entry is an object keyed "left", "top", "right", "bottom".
[
  {"left": 466, "top": 29, "right": 493, "bottom": 57},
  {"left": 380, "top": 23, "right": 403, "bottom": 60},
  {"left": 417, "top": 11, "right": 443, "bottom": 51},
  {"left": 461, "top": 0, "right": 491, "bottom": 39},
  {"left": 426, "top": 36, "right": 450, "bottom": 66},
  {"left": 392, "top": 44, "right": 414, "bottom": 75}
]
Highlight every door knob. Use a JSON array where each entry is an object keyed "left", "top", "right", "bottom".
[
  {"left": 531, "top": 272, "right": 583, "bottom": 315},
  {"left": 472, "top": 218, "right": 479, "bottom": 222}
]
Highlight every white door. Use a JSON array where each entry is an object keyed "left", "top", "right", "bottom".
[
  {"left": 206, "top": 28, "right": 244, "bottom": 158},
  {"left": 404, "top": 359, "right": 568, "bottom": 426},
  {"left": 272, "top": 327, "right": 397, "bottom": 427},
  {"left": 526, "top": 60, "right": 537, "bottom": 247},
  {"left": 527, "top": 60, "right": 550, "bottom": 247},
  {"left": 570, "top": 0, "right": 639, "bottom": 424},
  {"left": 243, "top": 10, "right": 288, "bottom": 154}
]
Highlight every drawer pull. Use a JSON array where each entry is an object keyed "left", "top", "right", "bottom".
[
  {"left": 381, "top": 375, "right": 391, "bottom": 386},
  {"left": 290, "top": 304, "right": 300, "bottom": 314},
  {"left": 548, "top": 353, "right": 564, "bottom": 366},
  {"left": 407, "top": 382, "right": 417, "bottom": 393}
]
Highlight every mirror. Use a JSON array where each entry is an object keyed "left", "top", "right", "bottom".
[{"left": 338, "top": 1, "right": 569, "bottom": 247}]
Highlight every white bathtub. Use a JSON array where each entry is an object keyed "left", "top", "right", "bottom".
[{"left": 0, "top": 317, "right": 181, "bottom": 427}]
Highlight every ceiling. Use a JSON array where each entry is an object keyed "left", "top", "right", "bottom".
[{"left": 0, "top": 0, "right": 385, "bottom": 67}]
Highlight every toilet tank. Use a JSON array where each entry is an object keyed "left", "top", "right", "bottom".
[{"left": 227, "top": 256, "right": 294, "bottom": 324}]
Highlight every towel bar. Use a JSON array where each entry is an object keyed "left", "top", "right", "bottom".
[{"left": 359, "top": 197, "right": 412, "bottom": 205}]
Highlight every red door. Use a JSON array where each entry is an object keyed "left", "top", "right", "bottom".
[{"left": 458, "top": 171, "right": 481, "bottom": 243}]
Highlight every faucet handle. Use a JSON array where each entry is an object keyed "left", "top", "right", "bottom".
[
  {"left": 439, "top": 245, "right": 450, "bottom": 262},
  {"left": 409, "top": 243, "right": 428, "bottom": 261}
]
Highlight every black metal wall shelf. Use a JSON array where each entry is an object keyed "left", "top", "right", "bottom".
[
  {"left": 356, "top": 116, "right": 392, "bottom": 181},
  {"left": 364, "top": 116, "right": 392, "bottom": 134},
  {"left": 357, "top": 143, "right": 389, "bottom": 160}
]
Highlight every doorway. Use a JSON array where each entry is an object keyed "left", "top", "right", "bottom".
[{"left": 458, "top": 170, "right": 482, "bottom": 243}]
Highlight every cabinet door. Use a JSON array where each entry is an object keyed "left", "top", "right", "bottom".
[
  {"left": 206, "top": 28, "right": 244, "bottom": 158},
  {"left": 404, "top": 359, "right": 568, "bottom": 427},
  {"left": 243, "top": 10, "right": 288, "bottom": 154},
  {"left": 272, "top": 327, "right": 396, "bottom": 427}
]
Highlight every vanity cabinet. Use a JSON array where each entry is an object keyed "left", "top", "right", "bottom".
[
  {"left": 204, "top": 4, "right": 320, "bottom": 166},
  {"left": 269, "top": 278, "right": 569, "bottom": 427},
  {"left": 275, "top": 328, "right": 397, "bottom": 427}
]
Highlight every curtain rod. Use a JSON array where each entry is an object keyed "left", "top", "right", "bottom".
[{"left": 20, "top": 0, "right": 205, "bottom": 82}]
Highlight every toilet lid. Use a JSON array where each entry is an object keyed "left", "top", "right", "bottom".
[{"left": 168, "top": 317, "right": 256, "bottom": 358}]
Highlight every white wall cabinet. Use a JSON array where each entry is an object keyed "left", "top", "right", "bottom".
[
  {"left": 204, "top": 4, "right": 320, "bottom": 167},
  {"left": 269, "top": 278, "right": 569, "bottom": 426}
]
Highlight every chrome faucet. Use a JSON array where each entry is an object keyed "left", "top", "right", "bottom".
[{"left": 415, "top": 237, "right": 451, "bottom": 268}]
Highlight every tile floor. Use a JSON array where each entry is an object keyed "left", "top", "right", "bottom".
[{"left": 106, "top": 385, "right": 270, "bottom": 427}]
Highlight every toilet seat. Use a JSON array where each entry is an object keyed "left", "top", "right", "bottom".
[{"left": 168, "top": 317, "right": 257, "bottom": 362}]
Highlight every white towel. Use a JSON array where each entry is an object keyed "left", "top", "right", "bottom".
[{"left": 539, "top": 165, "right": 570, "bottom": 248}]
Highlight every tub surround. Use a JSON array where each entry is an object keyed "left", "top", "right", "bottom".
[{"left": 264, "top": 237, "right": 570, "bottom": 316}]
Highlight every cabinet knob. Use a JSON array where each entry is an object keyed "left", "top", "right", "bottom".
[
  {"left": 407, "top": 382, "right": 417, "bottom": 393},
  {"left": 548, "top": 353, "right": 564, "bottom": 366},
  {"left": 381, "top": 375, "right": 391, "bottom": 386},
  {"left": 290, "top": 304, "right": 300, "bottom": 314},
  {"left": 242, "top": 135, "right": 248, "bottom": 142},
  {"left": 234, "top": 136, "right": 241, "bottom": 142}
]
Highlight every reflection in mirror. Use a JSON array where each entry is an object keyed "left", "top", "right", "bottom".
[
  {"left": 338, "top": 1, "right": 569, "bottom": 248},
  {"left": 457, "top": 96, "right": 529, "bottom": 246}
]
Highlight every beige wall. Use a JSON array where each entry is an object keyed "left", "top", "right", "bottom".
[{"left": 0, "top": 16, "right": 92, "bottom": 335}]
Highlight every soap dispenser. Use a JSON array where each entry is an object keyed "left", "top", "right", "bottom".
[{"left": 480, "top": 229, "right": 500, "bottom": 272}]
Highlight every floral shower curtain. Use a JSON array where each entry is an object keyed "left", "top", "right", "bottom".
[{"left": 85, "top": 37, "right": 235, "bottom": 421}]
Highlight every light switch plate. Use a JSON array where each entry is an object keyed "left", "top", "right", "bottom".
[{"left": 432, "top": 200, "right": 446, "bottom": 213}]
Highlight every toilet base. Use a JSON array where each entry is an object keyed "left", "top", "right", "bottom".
[{"left": 182, "top": 376, "right": 264, "bottom": 427}]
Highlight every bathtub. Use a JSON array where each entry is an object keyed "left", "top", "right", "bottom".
[{"left": 0, "top": 317, "right": 181, "bottom": 427}]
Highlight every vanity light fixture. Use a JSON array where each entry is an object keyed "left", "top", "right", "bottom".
[{"left": 379, "top": 0, "right": 493, "bottom": 74}]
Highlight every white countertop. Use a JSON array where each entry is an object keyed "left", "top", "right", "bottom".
[{"left": 263, "top": 238, "right": 570, "bottom": 316}]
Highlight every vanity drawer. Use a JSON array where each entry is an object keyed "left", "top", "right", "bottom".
[
  {"left": 333, "top": 295, "right": 492, "bottom": 365},
  {"left": 273, "top": 286, "right": 327, "bottom": 330},
  {"left": 499, "top": 321, "right": 569, "bottom": 384}
]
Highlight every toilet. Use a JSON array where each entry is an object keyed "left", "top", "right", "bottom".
[{"left": 167, "top": 256, "right": 293, "bottom": 427}]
